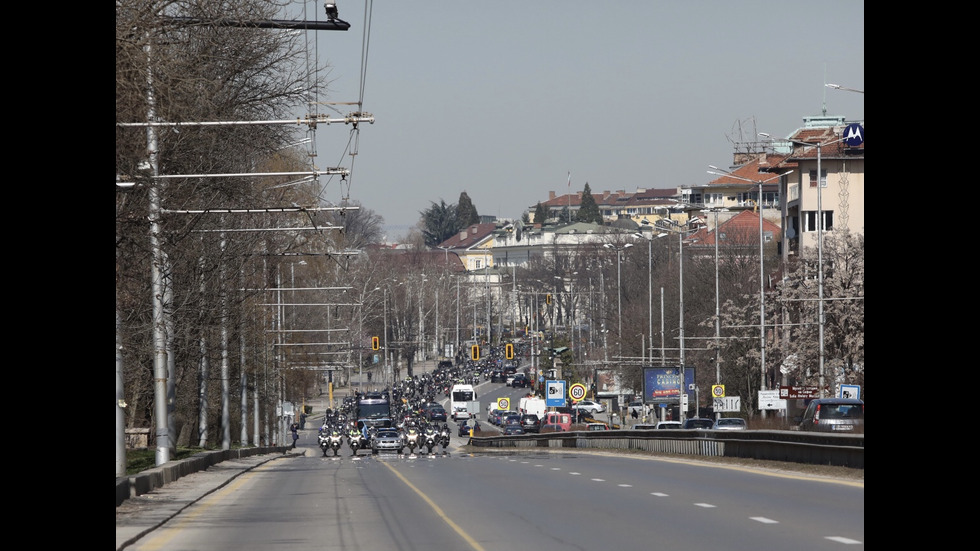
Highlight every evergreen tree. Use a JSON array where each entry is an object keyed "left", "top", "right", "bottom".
[
  {"left": 575, "top": 182, "right": 603, "bottom": 224},
  {"left": 558, "top": 206, "right": 570, "bottom": 224},
  {"left": 521, "top": 211, "right": 530, "bottom": 224},
  {"left": 533, "top": 202, "right": 551, "bottom": 224},
  {"left": 420, "top": 199, "right": 459, "bottom": 247},
  {"left": 456, "top": 191, "right": 480, "bottom": 227}
]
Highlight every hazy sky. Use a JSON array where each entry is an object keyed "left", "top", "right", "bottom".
[{"left": 291, "top": 1, "right": 864, "bottom": 240}]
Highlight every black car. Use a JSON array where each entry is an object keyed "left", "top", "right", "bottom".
[
  {"left": 519, "top": 413, "right": 540, "bottom": 433},
  {"left": 490, "top": 370, "right": 506, "bottom": 383},
  {"left": 510, "top": 373, "right": 530, "bottom": 388},
  {"left": 426, "top": 405, "right": 447, "bottom": 422},
  {"left": 682, "top": 418, "right": 715, "bottom": 429}
]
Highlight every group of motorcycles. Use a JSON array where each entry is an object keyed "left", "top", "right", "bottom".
[
  {"left": 400, "top": 421, "right": 452, "bottom": 455},
  {"left": 316, "top": 411, "right": 452, "bottom": 457}
]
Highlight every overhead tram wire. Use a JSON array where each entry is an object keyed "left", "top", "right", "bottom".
[{"left": 320, "top": 0, "right": 374, "bottom": 207}]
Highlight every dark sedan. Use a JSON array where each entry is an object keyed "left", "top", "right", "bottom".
[
  {"left": 519, "top": 414, "right": 540, "bottom": 433},
  {"left": 426, "top": 405, "right": 447, "bottom": 422},
  {"left": 510, "top": 373, "right": 531, "bottom": 388},
  {"left": 490, "top": 370, "right": 506, "bottom": 383},
  {"left": 502, "top": 425, "right": 525, "bottom": 435}
]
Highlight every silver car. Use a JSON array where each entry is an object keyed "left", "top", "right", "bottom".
[
  {"left": 712, "top": 418, "right": 747, "bottom": 430},
  {"left": 370, "top": 428, "right": 405, "bottom": 454},
  {"left": 796, "top": 398, "right": 864, "bottom": 432}
]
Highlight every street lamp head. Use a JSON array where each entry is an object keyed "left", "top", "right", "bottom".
[{"left": 623, "top": 243, "right": 633, "bottom": 249}]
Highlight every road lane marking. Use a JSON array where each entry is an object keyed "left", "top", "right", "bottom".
[
  {"left": 379, "top": 460, "right": 487, "bottom": 551},
  {"left": 826, "top": 536, "right": 862, "bottom": 544}
]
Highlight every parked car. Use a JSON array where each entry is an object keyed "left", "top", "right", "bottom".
[
  {"left": 712, "top": 417, "right": 747, "bottom": 430},
  {"left": 682, "top": 418, "right": 715, "bottom": 429},
  {"left": 655, "top": 421, "right": 682, "bottom": 429},
  {"left": 519, "top": 413, "right": 540, "bottom": 433},
  {"left": 585, "top": 423, "right": 609, "bottom": 431},
  {"left": 510, "top": 373, "right": 531, "bottom": 388},
  {"left": 633, "top": 423, "right": 658, "bottom": 430},
  {"left": 370, "top": 428, "right": 405, "bottom": 454},
  {"left": 571, "top": 400, "right": 605, "bottom": 414},
  {"left": 795, "top": 398, "right": 864, "bottom": 432},
  {"left": 502, "top": 425, "right": 526, "bottom": 435}
]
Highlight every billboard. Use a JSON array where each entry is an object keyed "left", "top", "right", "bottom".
[{"left": 641, "top": 367, "right": 696, "bottom": 403}]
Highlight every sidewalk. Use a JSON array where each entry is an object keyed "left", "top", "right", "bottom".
[{"left": 115, "top": 451, "right": 302, "bottom": 550}]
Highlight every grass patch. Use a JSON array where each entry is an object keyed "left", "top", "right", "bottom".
[{"left": 125, "top": 447, "right": 206, "bottom": 475}]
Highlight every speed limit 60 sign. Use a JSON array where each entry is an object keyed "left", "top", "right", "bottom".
[{"left": 569, "top": 383, "right": 587, "bottom": 401}]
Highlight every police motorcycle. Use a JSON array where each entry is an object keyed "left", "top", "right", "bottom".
[
  {"left": 403, "top": 420, "right": 421, "bottom": 454},
  {"left": 421, "top": 423, "right": 439, "bottom": 455},
  {"left": 347, "top": 423, "right": 365, "bottom": 456},
  {"left": 320, "top": 424, "right": 344, "bottom": 457}
]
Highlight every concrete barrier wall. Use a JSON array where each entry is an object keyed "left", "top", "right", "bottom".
[
  {"left": 471, "top": 429, "right": 864, "bottom": 469},
  {"left": 116, "top": 446, "right": 288, "bottom": 507}
]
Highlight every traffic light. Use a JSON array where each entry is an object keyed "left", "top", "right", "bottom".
[
  {"left": 470, "top": 344, "right": 480, "bottom": 361},
  {"left": 546, "top": 293, "right": 552, "bottom": 305},
  {"left": 505, "top": 343, "right": 514, "bottom": 360},
  {"left": 371, "top": 336, "right": 379, "bottom": 350}
]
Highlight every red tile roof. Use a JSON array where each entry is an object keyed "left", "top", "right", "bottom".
[
  {"left": 687, "top": 210, "right": 780, "bottom": 247},
  {"left": 437, "top": 223, "right": 497, "bottom": 249}
]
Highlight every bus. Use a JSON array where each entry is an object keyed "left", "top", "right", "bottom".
[{"left": 449, "top": 384, "right": 478, "bottom": 422}]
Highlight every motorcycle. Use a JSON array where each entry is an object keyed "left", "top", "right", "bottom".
[
  {"left": 320, "top": 427, "right": 344, "bottom": 457},
  {"left": 439, "top": 424, "right": 451, "bottom": 452},
  {"left": 403, "top": 425, "right": 420, "bottom": 454},
  {"left": 347, "top": 428, "right": 364, "bottom": 456},
  {"left": 421, "top": 426, "right": 438, "bottom": 455}
]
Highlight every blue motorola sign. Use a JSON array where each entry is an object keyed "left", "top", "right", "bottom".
[{"left": 843, "top": 123, "right": 864, "bottom": 147}]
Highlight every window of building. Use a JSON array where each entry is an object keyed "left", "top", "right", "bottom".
[
  {"left": 705, "top": 192, "right": 723, "bottom": 206},
  {"left": 803, "top": 210, "right": 833, "bottom": 232},
  {"left": 809, "top": 169, "right": 828, "bottom": 188},
  {"left": 474, "top": 259, "right": 482, "bottom": 269}
]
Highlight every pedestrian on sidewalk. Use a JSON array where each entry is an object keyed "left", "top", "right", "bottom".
[{"left": 290, "top": 423, "right": 299, "bottom": 449}]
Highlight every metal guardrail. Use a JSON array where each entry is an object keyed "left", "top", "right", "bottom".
[{"left": 469, "top": 429, "right": 864, "bottom": 469}]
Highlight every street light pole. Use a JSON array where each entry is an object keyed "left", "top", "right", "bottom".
[
  {"left": 702, "top": 208, "right": 728, "bottom": 421},
  {"left": 678, "top": 228, "right": 685, "bottom": 423},
  {"left": 708, "top": 166, "right": 793, "bottom": 417},
  {"left": 602, "top": 243, "right": 632, "bottom": 360}
]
